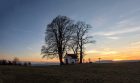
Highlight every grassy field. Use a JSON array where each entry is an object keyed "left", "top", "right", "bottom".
[{"left": 0, "top": 62, "right": 140, "bottom": 83}]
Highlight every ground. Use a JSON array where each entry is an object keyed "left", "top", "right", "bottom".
[{"left": 0, "top": 62, "right": 140, "bottom": 83}]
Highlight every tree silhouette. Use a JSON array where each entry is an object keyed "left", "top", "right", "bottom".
[
  {"left": 41, "top": 16, "right": 95, "bottom": 65},
  {"left": 73, "top": 21, "right": 95, "bottom": 63},
  {"left": 41, "top": 15, "right": 75, "bottom": 65}
]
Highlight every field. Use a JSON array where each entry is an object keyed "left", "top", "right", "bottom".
[{"left": 0, "top": 62, "right": 140, "bottom": 83}]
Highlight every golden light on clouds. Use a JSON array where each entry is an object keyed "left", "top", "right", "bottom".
[
  {"left": 112, "top": 59, "right": 124, "bottom": 61},
  {"left": 86, "top": 49, "right": 118, "bottom": 55},
  {"left": 84, "top": 45, "right": 140, "bottom": 62}
]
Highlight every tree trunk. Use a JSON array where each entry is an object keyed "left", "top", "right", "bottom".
[
  {"left": 79, "top": 38, "right": 83, "bottom": 64},
  {"left": 79, "top": 47, "right": 83, "bottom": 63},
  {"left": 58, "top": 52, "right": 64, "bottom": 65},
  {"left": 58, "top": 45, "right": 64, "bottom": 65}
]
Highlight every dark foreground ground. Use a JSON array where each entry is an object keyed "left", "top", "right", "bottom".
[{"left": 0, "top": 62, "right": 140, "bottom": 83}]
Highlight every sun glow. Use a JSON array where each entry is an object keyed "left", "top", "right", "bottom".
[
  {"left": 86, "top": 50, "right": 118, "bottom": 55},
  {"left": 113, "top": 59, "right": 123, "bottom": 61}
]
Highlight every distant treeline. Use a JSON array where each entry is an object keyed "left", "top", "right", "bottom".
[{"left": 0, "top": 60, "right": 31, "bottom": 66}]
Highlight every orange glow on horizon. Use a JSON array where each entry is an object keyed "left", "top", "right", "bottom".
[
  {"left": 1, "top": 47, "right": 140, "bottom": 63},
  {"left": 112, "top": 59, "right": 124, "bottom": 61}
]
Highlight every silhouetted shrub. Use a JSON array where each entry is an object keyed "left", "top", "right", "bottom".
[
  {"left": 0, "top": 59, "right": 31, "bottom": 66},
  {"left": 0, "top": 60, "right": 7, "bottom": 65},
  {"left": 8, "top": 61, "right": 13, "bottom": 65},
  {"left": 28, "top": 62, "right": 31, "bottom": 66},
  {"left": 24, "top": 62, "right": 27, "bottom": 66}
]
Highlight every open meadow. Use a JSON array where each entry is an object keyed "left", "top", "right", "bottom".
[{"left": 0, "top": 62, "right": 140, "bottom": 83}]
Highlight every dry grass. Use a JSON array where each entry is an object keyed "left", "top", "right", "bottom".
[{"left": 0, "top": 62, "right": 140, "bottom": 83}]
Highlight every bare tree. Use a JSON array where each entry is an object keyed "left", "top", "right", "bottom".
[
  {"left": 74, "top": 21, "right": 95, "bottom": 63},
  {"left": 68, "top": 36, "right": 79, "bottom": 55},
  {"left": 41, "top": 16, "right": 74, "bottom": 65}
]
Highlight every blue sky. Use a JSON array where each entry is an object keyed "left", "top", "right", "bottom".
[{"left": 0, "top": 0, "right": 140, "bottom": 62}]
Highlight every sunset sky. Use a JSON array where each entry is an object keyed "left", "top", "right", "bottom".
[{"left": 0, "top": 0, "right": 140, "bottom": 62}]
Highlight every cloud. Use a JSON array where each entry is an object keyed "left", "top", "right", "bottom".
[
  {"left": 117, "top": 19, "right": 134, "bottom": 28},
  {"left": 118, "top": 20, "right": 130, "bottom": 24},
  {"left": 124, "top": 41, "right": 140, "bottom": 50},
  {"left": 27, "top": 47, "right": 33, "bottom": 50},
  {"left": 106, "top": 36, "right": 120, "bottom": 40},
  {"left": 131, "top": 41, "right": 140, "bottom": 46},
  {"left": 86, "top": 50, "right": 118, "bottom": 55},
  {"left": 92, "top": 15, "right": 140, "bottom": 38},
  {"left": 117, "top": 18, "right": 140, "bottom": 28},
  {"left": 93, "top": 26, "right": 140, "bottom": 36}
]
